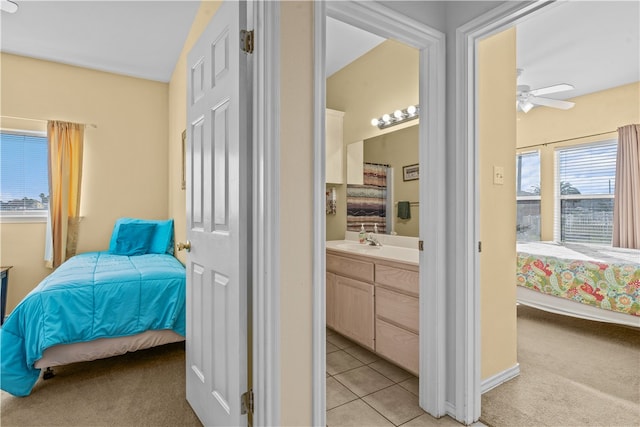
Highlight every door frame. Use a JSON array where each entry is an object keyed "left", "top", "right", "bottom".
[
  {"left": 454, "top": 0, "right": 557, "bottom": 423},
  {"left": 312, "top": 1, "right": 446, "bottom": 424},
  {"left": 251, "top": 1, "right": 280, "bottom": 426}
]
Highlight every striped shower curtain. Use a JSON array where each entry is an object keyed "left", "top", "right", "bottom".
[{"left": 347, "top": 163, "right": 387, "bottom": 233}]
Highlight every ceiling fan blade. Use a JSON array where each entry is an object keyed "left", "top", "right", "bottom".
[
  {"left": 529, "top": 83, "right": 574, "bottom": 97},
  {"left": 529, "top": 96, "right": 575, "bottom": 110}
]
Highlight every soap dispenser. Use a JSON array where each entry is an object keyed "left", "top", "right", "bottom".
[
  {"left": 373, "top": 224, "right": 378, "bottom": 234},
  {"left": 359, "top": 224, "right": 366, "bottom": 243}
]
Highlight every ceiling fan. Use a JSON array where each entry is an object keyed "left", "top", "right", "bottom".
[{"left": 516, "top": 69, "right": 575, "bottom": 113}]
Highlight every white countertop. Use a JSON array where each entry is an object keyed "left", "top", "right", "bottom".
[{"left": 326, "top": 240, "right": 419, "bottom": 265}]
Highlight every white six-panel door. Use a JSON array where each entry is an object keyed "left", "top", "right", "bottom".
[{"left": 185, "top": 1, "right": 250, "bottom": 425}]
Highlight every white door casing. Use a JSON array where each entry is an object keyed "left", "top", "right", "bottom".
[
  {"left": 313, "top": 2, "right": 446, "bottom": 425},
  {"left": 185, "top": 1, "right": 250, "bottom": 425}
]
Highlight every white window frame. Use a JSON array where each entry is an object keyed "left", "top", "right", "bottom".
[
  {"left": 0, "top": 129, "right": 48, "bottom": 223},
  {"left": 553, "top": 140, "right": 617, "bottom": 243}
]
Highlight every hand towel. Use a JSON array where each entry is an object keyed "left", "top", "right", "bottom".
[{"left": 397, "top": 201, "right": 411, "bottom": 219}]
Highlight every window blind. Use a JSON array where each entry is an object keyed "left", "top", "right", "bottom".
[
  {"left": 0, "top": 132, "right": 49, "bottom": 216},
  {"left": 555, "top": 141, "right": 617, "bottom": 244}
]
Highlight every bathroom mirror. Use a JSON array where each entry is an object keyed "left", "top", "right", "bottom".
[{"left": 346, "top": 124, "right": 419, "bottom": 237}]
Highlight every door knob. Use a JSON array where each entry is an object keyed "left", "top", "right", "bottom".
[{"left": 177, "top": 241, "right": 191, "bottom": 252}]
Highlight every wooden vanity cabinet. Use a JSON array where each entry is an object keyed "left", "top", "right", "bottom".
[
  {"left": 334, "top": 275, "right": 374, "bottom": 349},
  {"left": 326, "top": 250, "right": 419, "bottom": 373},
  {"left": 326, "top": 253, "right": 375, "bottom": 349},
  {"left": 326, "top": 272, "right": 336, "bottom": 329}
]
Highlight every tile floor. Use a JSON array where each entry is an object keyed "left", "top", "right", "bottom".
[{"left": 325, "top": 329, "right": 462, "bottom": 427}]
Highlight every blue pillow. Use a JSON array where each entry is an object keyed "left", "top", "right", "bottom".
[
  {"left": 111, "top": 223, "right": 157, "bottom": 256},
  {"left": 109, "top": 218, "right": 175, "bottom": 255}
]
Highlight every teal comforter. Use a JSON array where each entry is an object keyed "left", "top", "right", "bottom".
[{"left": 0, "top": 252, "right": 186, "bottom": 396}]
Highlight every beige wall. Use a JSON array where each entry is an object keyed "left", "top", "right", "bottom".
[
  {"left": 326, "top": 40, "right": 419, "bottom": 241},
  {"left": 478, "top": 28, "right": 518, "bottom": 379},
  {"left": 516, "top": 82, "right": 640, "bottom": 240},
  {"left": 279, "top": 2, "right": 313, "bottom": 424},
  {"left": 363, "top": 124, "right": 419, "bottom": 237},
  {"left": 0, "top": 54, "right": 169, "bottom": 312}
]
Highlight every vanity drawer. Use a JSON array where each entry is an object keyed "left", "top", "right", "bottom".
[
  {"left": 375, "top": 264, "right": 418, "bottom": 295},
  {"left": 375, "top": 318, "right": 419, "bottom": 375},
  {"left": 376, "top": 287, "right": 419, "bottom": 333},
  {"left": 327, "top": 253, "right": 374, "bottom": 282}
]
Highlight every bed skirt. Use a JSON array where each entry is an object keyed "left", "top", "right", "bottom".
[{"left": 34, "top": 329, "right": 185, "bottom": 369}]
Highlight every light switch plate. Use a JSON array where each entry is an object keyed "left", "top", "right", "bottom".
[{"left": 493, "top": 166, "right": 504, "bottom": 185}]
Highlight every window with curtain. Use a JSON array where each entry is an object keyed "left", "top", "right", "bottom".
[
  {"left": 0, "top": 131, "right": 48, "bottom": 221},
  {"left": 555, "top": 141, "right": 617, "bottom": 244},
  {"left": 516, "top": 151, "right": 541, "bottom": 241}
]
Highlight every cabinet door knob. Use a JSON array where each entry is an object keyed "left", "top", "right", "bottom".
[{"left": 177, "top": 241, "right": 191, "bottom": 252}]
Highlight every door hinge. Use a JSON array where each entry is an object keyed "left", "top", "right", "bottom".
[
  {"left": 418, "top": 240, "right": 424, "bottom": 251},
  {"left": 478, "top": 241, "right": 482, "bottom": 253},
  {"left": 241, "top": 389, "right": 254, "bottom": 415},
  {"left": 241, "top": 29, "right": 254, "bottom": 54}
]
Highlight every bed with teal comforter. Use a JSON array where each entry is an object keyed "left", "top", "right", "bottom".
[{"left": 0, "top": 251, "right": 186, "bottom": 396}]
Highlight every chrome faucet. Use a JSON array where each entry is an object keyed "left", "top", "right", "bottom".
[{"left": 366, "top": 232, "right": 382, "bottom": 246}]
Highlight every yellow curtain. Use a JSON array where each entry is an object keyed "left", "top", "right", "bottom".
[
  {"left": 612, "top": 124, "right": 640, "bottom": 249},
  {"left": 46, "top": 121, "right": 84, "bottom": 268}
]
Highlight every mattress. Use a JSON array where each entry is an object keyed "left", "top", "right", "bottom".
[{"left": 516, "top": 241, "right": 640, "bottom": 320}]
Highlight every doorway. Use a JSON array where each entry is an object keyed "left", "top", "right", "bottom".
[
  {"left": 324, "top": 22, "right": 421, "bottom": 424},
  {"left": 312, "top": 2, "right": 446, "bottom": 425},
  {"left": 476, "top": 2, "right": 640, "bottom": 425}
]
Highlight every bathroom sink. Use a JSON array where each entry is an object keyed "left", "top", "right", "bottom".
[
  {"left": 335, "top": 243, "right": 381, "bottom": 251},
  {"left": 327, "top": 239, "right": 419, "bottom": 264}
]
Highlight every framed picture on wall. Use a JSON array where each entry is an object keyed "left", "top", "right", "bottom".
[{"left": 403, "top": 164, "right": 419, "bottom": 181}]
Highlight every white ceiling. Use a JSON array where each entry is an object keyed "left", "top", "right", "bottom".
[
  {"left": 515, "top": 1, "right": 640, "bottom": 100},
  {"left": 0, "top": 1, "right": 200, "bottom": 82},
  {"left": 326, "top": 1, "right": 640, "bottom": 100},
  {"left": 1, "top": 1, "right": 638, "bottom": 95},
  {"left": 326, "top": 17, "right": 385, "bottom": 77}
]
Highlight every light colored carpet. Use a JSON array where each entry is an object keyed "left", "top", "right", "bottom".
[
  {"left": 0, "top": 341, "right": 202, "bottom": 427},
  {"left": 3, "top": 307, "right": 638, "bottom": 426},
  {"left": 481, "top": 305, "right": 640, "bottom": 427}
]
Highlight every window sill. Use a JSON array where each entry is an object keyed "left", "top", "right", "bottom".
[{"left": 0, "top": 215, "right": 47, "bottom": 224}]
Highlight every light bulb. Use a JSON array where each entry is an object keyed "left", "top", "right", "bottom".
[
  {"left": 0, "top": 0, "right": 18, "bottom": 13},
  {"left": 382, "top": 114, "right": 391, "bottom": 123},
  {"left": 521, "top": 102, "right": 533, "bottom": 113},
  {"left": 394, "top": 110, "right": 404, "bottom": 119},
  {"left": 371, "top": 118, "right": 380, "bottom": 127},
  {"left": 407, "top": 105, "right": 417, "bottom": 115}
]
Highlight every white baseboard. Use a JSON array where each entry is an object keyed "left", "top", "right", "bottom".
[{"left": 481, "top": 363, "right": 520, "bottom": 394}]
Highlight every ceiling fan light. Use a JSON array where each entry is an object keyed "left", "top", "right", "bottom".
[
  {"left": 521, "top": 102, "right": 534, "bottom": 113},
  {"left": 0, "top": 0, "right": 18, "bottom": 13}
]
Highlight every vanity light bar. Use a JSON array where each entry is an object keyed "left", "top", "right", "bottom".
[{"left": 370, "top": 105, "right": 420, "bottom": 129}]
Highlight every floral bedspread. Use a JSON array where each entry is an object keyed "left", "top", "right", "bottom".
[{"left": 516, "top": 252, "right": 640, "bottom": 317}]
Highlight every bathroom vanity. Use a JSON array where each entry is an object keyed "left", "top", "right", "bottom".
[{"left": 326, "top": 240, "right": 419, "bottom": 374}]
